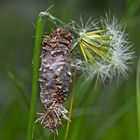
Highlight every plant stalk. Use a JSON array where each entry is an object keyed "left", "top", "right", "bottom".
[
  {"left": 26, "top": 14, "right": 43, "bottom": 140},
  {"left": 65, "top": 66, "right": 76, "bottom": 140},
  {"left": 137, "top": 56, "right": 140, "bottom": 140}
]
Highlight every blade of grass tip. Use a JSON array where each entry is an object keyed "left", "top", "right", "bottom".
[
  {"left": 26, "top": 13, "right": 43, "bottom": 140},
  {"left": 137, "top": 56, "right": 140, "bottom": 140},
  {"left": 7, "top": 70, "right": 29, "bottom": 109},
  {"left": 65, "top": 66, "right": 76, "bottom": 140}
]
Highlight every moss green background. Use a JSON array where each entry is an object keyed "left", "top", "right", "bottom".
[{"left": 0, "top": 0, "right": 140, "bottom": 140}]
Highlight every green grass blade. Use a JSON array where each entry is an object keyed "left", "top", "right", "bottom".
[
  {"left": 137, "top": 56, "right": 140, "bottom": 140},
  {"left": 94, "top": 96, "right": 135, "bottom": 139},
  {"left": 26, "top": 14, "right": 43, "bottom": 140},
  {"left": 7, "top": 70, "right": 29, "bottom": 109},
  {"left": 124, "top": 0, "right": 140, "bottom": 20}
]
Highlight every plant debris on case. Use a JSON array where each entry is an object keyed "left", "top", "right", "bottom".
[{"left": 35, "top": 28, "right": 74, "bottom": 133}]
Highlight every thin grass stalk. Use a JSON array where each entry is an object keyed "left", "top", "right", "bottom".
[
  {"left": 26, "top": 14, "right": 43, "bottom": 140},
  {"left": 65, "top": 66, "right": 76, "bottom": 140},
  {"left": 7, "top": 70, "right": 29, "bottom": 109},
  {"left": 70, "top": 84, "right": 99, "bottom": 140},
  {"left": 137, "top": 56, "right": 140, "bottom": 140}
]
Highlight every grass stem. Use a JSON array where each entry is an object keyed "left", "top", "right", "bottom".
[
  {"left": 137, "top": 56, "right": 140, "bottom": 140},
  {"left": 26, "top": 14, "right": 43, "bottom": 140}
]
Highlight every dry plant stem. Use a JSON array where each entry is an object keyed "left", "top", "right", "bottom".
[
  {"left": 137, "top": 57, "right": 140, "bottom": 140},
  {"left": 65, "top": 66, "right": 76, "bottom": 140},
  {"left": 26, "top": 14, "right": 43, "bottom": 140}
]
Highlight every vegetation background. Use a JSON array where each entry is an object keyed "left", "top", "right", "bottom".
[{"left": 0, "top": 0, "right": 140, "bottom": 140}]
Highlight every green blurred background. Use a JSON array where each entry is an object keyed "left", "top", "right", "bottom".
[{"left": 0, "top": 0, "right": 140, "bottom": 140}]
